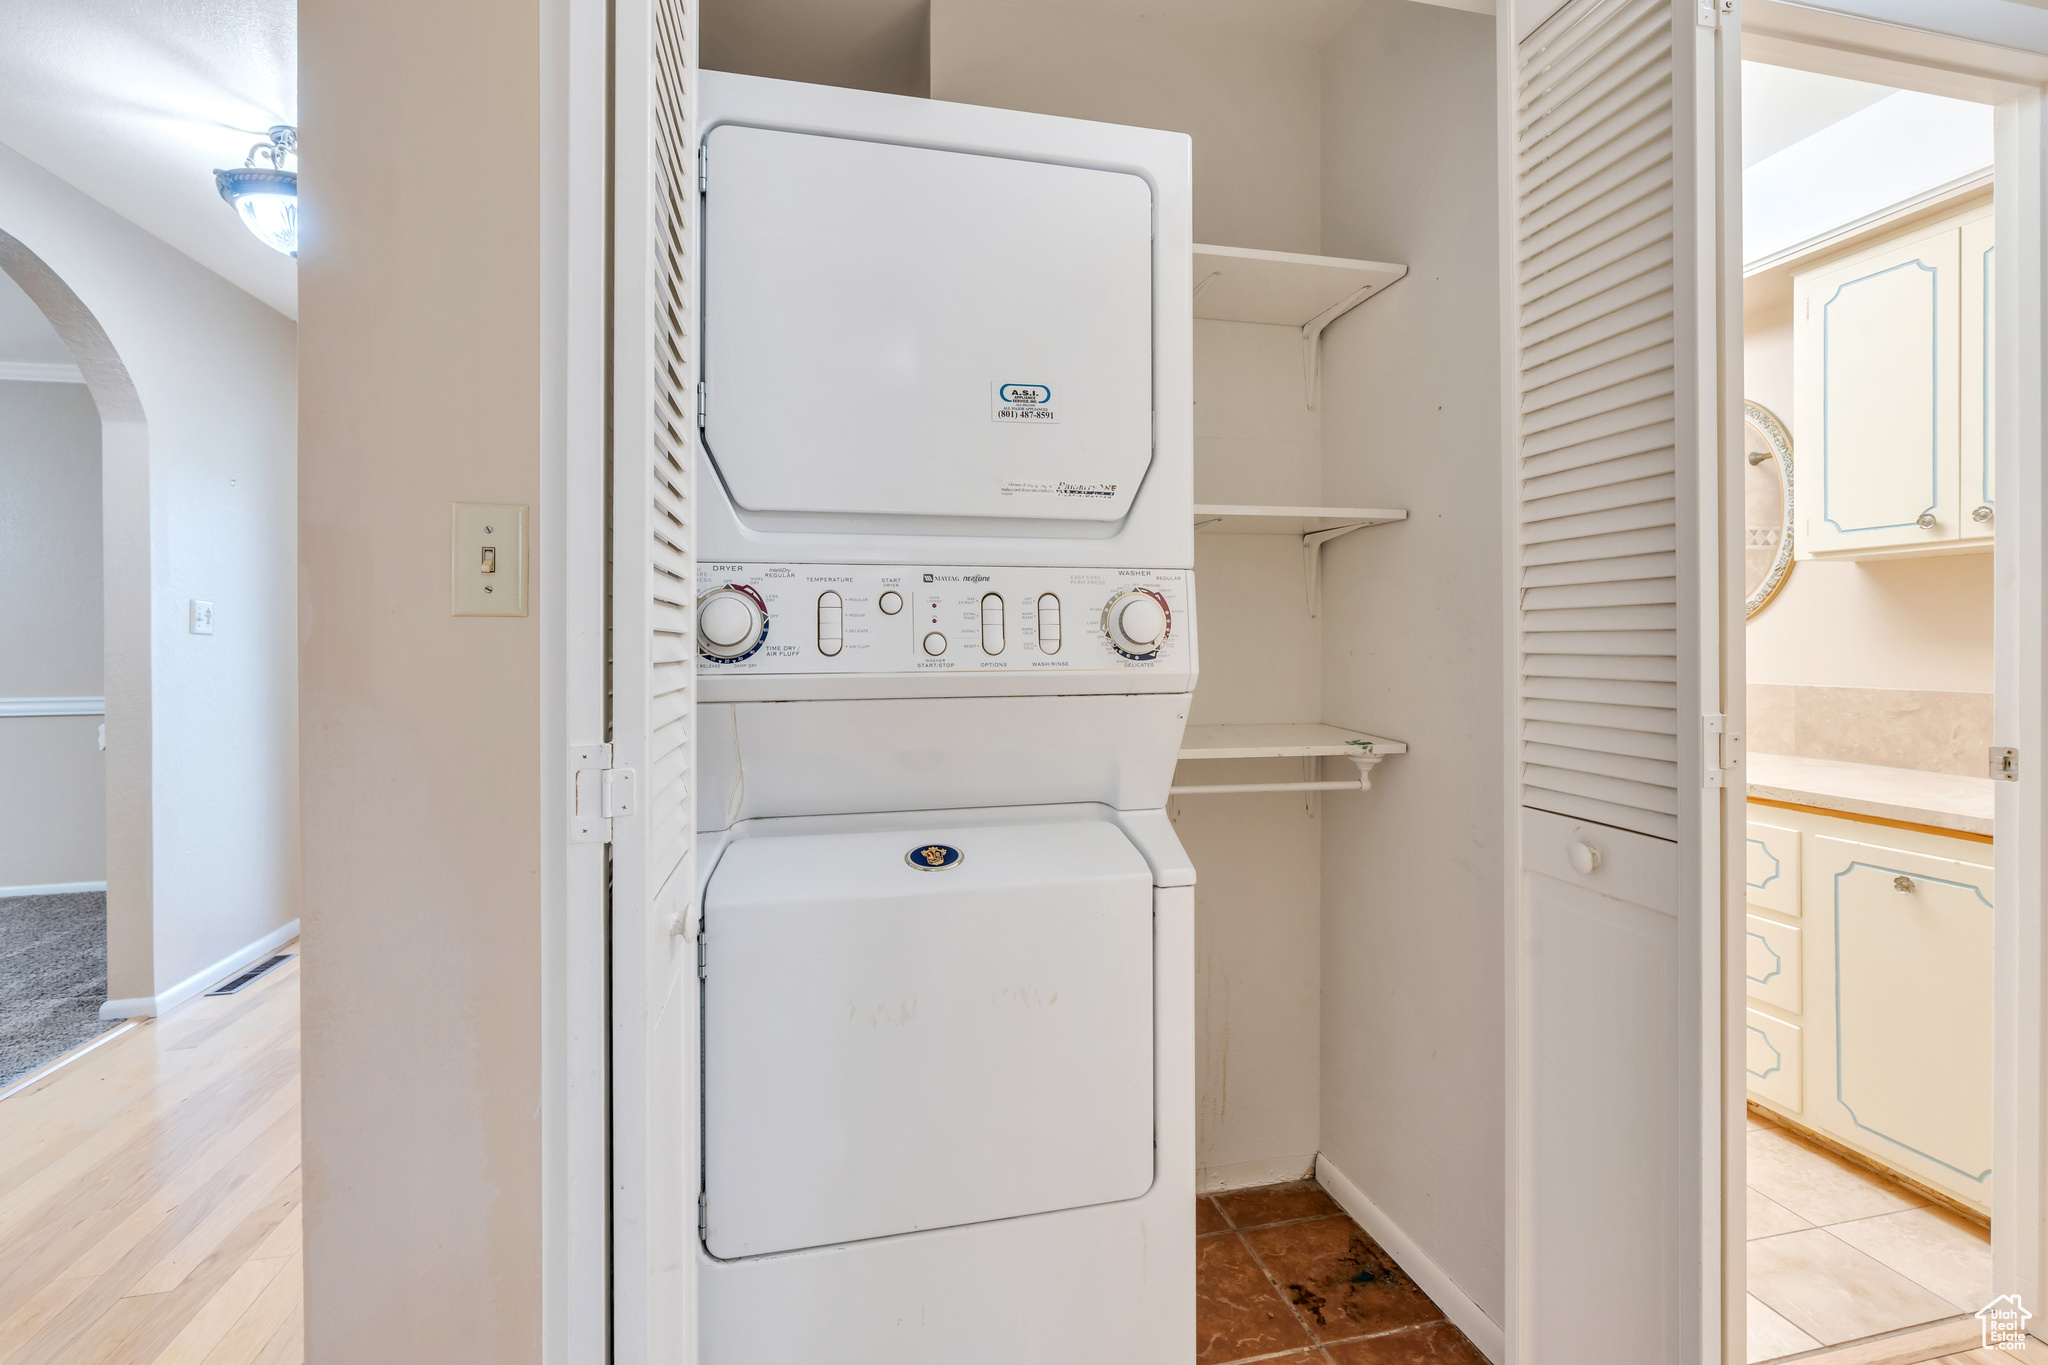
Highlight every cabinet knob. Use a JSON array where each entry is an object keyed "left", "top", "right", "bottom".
[
  {"left": 1916, "top": 512, "right": 1938, "bottom": 530},
  {"left": 1893, "top": 875, "right": 1916, "bottom": 893},
  {"left": 1974, "top": 505, "right": 1994, "bottom": 523},
  {"left": 1568, "top": 842, "right": 1602, "bottom": 875}
]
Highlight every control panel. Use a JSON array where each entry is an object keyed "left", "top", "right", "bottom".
[{"left": 695, "top": 563, "right": 1190, "bottom": 675}]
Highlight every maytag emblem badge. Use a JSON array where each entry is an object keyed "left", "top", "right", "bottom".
[{"left": 905, "top": 843, "right": 963, "bottom": 870}]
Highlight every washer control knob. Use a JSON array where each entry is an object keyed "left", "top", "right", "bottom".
[
  {"left": 879, "top": 590, "right": 904, "bottom": 614},
  {"left": 922, "top": 631, "right": 948, "bottom": 657},
  {"left": 1103, "top": 589, "right": 1169, "bottom": 656},
  {"left": 698, "top": 587, "right": 767, "bottom": 659}
]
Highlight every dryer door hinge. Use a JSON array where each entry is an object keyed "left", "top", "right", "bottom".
[
  {"left": 697, "top": 381, "right": 707, "bottom": 428},
  {"left": 571, "top": 744, "right": 636, "bottom": 843},
  {"left": 1703, "top": 714, "right": 1743, "bottom": 788}
]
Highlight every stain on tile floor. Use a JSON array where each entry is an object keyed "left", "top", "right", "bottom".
[{"left": 1196, "top": 1180, "right": 1488, "bottom": 1364}]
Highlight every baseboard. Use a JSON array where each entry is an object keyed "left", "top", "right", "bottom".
[
  {"left": 1316, "top": 1153, "right": 1506, "bottom": 1365},
  {"left": 0, "top": 880, "right": 107, "bottom": 898},
  {"left": 100, "top": 919, "right": 300, "bottom": 1020},
  {"left": 1199, "top": 1154, "right": 1317, "bottom": 1193}
]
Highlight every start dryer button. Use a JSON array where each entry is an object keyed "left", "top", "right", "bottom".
[
  {"left": 878, "top": 591, "right": 903, "bottom": 615},
  {"left": 922, "top": 631, "right": 948, "bottom": 657}
]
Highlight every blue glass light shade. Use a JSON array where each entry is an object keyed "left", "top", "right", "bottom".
[{"left": 214, "top": 166, "right": 298, "bottom": 257}]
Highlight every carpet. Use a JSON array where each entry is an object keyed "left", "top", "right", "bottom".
[{"left": 0, "top": 891, "right": 111, "bottom": 1088}]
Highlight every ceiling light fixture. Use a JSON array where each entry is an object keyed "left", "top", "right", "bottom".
[{"left": 215, "top": 125, "right": 298, "bottom": 258}]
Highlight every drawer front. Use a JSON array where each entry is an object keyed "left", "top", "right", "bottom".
[
  {"left": 1746, "top": 820, "right": 1801, "bottom": 917},
  {"left": 1746, "top": 914, "right": 1802, "bottom": 1015},
  {"left": 1746, "top": 1008, "right": 1802, "bottom": 1115}
]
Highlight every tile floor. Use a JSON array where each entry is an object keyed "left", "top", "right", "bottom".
[
  {"left": 1197, "top": 1180, "right": 1486, "bottom": 1365},
  {"left": 1747, "top": 1111, "right": 1992, "bottom": 1364}
]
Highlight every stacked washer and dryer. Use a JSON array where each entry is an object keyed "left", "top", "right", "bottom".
[{"left": 691, "top": 73, "right": 1196, "bottom": 1363}]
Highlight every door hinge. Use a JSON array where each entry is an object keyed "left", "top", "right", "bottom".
[
  {"left": 1992, "top": 746, "right": 2020, "bottom": 781},
  {"left": 1697, "top": 0, "right": 1733, "bottom": 25},
  {"left": 696, "top": 927, "right": 708, "bottom": 980},
  {"left": 698, "top": 1190, "right": 708, "bottom": 1238},
  {"left": 698, "top": 144, "right": 708, "bottom": 193},
  {"left": 571, "top": 744, "right": 635, "bottom": 844},
  {"left": 697, "top": 381, "right": 707, "bottom": 428},
  {"left": 1704, "top": 714, "right": 1743, "bottom": 788}
]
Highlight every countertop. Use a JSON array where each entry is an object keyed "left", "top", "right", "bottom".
[{"left": 1747, "top": 751, "right": 1995, "bottom": 837}]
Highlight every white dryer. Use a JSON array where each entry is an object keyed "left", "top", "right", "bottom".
[{"left": 691, "top": 72, "right": 1195, "bottom": 1364}]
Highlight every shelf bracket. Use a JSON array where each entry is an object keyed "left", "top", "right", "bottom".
[
  {"left": 1301, "top": 282, "right": 1384, "bottom": 410},
  {"left": 1302, "top": 524, "right": 1368, "bottom": 618}
]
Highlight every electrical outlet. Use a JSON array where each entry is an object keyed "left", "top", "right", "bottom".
[{"left": 189, "top": 600, "right": 215, "bottom": 635}]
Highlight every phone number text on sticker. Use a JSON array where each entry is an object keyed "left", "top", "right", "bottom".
[{"left": 992, "top": 381, "right": 1060, "bottom": 424}]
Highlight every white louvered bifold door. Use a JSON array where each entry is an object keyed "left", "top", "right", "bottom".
[
  {"left": 1517, "top": 0, "right": 1681, "bottom": 842},
  {"left": 613, "top": 0, "right": 700, "bottom": 1358},
  {"left": 1507, "top": 0, "right": 1735, "bottom": 1360}
]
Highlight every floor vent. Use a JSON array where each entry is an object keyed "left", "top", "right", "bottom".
[{"left": 206, "top": 954, "right": 294, "bottom": 997}]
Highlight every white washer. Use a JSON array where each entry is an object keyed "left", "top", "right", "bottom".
[{"left": 693, "top": 72, "right": 1194, "bottom": 1365}]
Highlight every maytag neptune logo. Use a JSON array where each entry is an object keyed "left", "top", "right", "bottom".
[
  {"left": 992, "top": 381, "right": 1059, "bottom": 424},
  {"left": 905, "top": 843, "right": 964, "bottom": 870}
]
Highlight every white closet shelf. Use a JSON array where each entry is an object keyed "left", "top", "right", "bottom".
[
  {"left": 1179, "top": 723, "right": 1407, "bottom": 761},
  {"left": 1194, "top": 505, "right": 1407, "bottom": 535},
  {"left": 1192, "top": 245, "right": 1407, "bottom": 327},
  {"left": 1194, "top": 506, "right": 1408, "bottom": 617}
]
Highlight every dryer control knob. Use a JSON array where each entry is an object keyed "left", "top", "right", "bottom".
[
  {"left": 1103, "top": 590, "right": 1169, "bottom": 657},
  {"left": 698, "top": 587, "right": 767, "bottom": 659}
]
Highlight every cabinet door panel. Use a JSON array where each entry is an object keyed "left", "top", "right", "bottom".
[
  {"left": 1746, "top": 914, "right": 1801, "bottom": 1014},
  {"left": 1746, "top": 1008, "right": 1802, "bottom": 1114},
  {"left": 1795, "top": 224, "right": 1960, "bottom": 556},
  {"left": 1803, "top": 834, "right": 1993, "bottom": 1209},
  {"left": 1961, "top": 212, "right": 1995, "bottom": 540},
  {"left": 1747, "top": 820, "right": 1801, "bottom": 917}
]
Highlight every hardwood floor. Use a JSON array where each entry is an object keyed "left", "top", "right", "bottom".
[{"left": 0, "top": 949, "right": 301, "bottom": 1365}]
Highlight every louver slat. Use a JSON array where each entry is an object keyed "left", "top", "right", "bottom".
[
  {"left": 646, "top": 0, "right": 696, "bottom": 897},
  {"left": 1516, "top": 0, "right": 1678, "bottom": 840}
]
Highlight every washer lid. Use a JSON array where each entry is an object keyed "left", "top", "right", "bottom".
[
  {"left": 702, "top": 124, "right": 1155, "bottom": 523},
  {"left": 702, "top": 819, "right": 1155, "bottom": 1258}
]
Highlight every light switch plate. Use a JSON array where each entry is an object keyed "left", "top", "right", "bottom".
[
  {"left": 452, "top": 503, "right": 528, "bottom": 617},
  {"left": 189, "top": 600, "right": 215, "bottom": 634}
]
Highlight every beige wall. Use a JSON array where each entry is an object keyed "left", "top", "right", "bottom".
[
  {"left": 929, "top": 0, "right": 1323, "bottom": 254},
  {"left": 299, "top": 0, "right": 543, "bottom": 1357},
  {"left": 0, "top": 379, "right": 103, "bottom": 890},
  {"left": 1316, "top": 0, "right": 1505, "bottom": 1321},
  {"left": 0, "top": 142, "right": 299, "bottom": 1009},
  {"left": 1743, "top": 267, "right": 1994, "bottom": 772}
]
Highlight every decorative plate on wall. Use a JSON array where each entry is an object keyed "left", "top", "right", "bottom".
[{"left": 1744, "top": 401, "right": 1794, "bottom": 618}]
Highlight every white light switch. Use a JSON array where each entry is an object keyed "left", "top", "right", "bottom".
[
  {"left": 189, "top": 600, "right": 215, "bottom": 635},
  {"left": 451, "top": 503, "right": 528, "bottom": 617}
]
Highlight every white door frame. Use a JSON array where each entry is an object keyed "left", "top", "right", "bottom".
[
  {"left": 1737, "top": 0, "right": 2048, "bottom": 1349},
  {"left": 539, "top": 0, "right": 614, "bottom": 1360}
]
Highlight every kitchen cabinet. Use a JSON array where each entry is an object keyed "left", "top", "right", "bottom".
[
  {"left": 1793, "top": 203, "right": 1993, "bottom": 561},
  {"left": 1744, "top": 803, "right": 1993, "bottom": 1215}
]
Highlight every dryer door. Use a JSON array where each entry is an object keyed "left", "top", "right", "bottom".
[
  {"left": 701, "top": 819, "right": 1155, "bottom": 1259},
  {"left": 702, "top": 124, "right": 1155, "bottom": 523}
]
